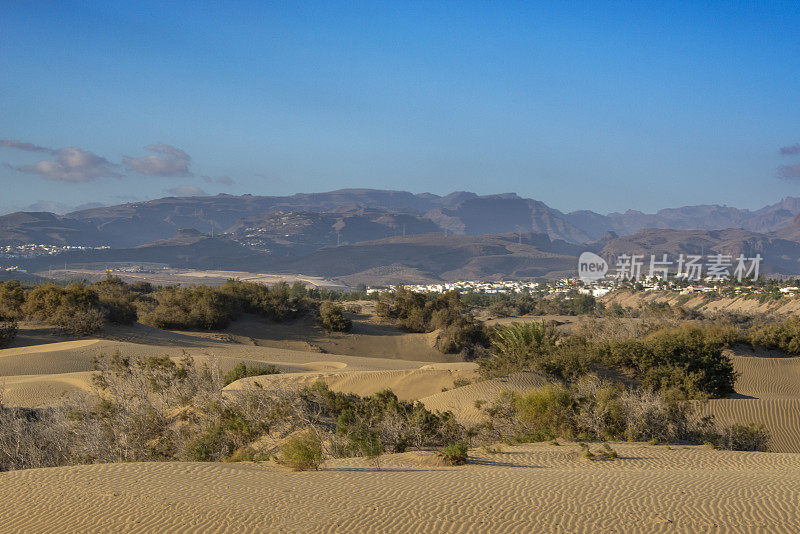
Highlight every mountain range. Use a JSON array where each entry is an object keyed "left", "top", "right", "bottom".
[{"left": 4, "top": 189, "right": 800, "bottom": 282}]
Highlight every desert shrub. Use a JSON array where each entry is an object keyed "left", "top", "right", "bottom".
[
  {"left": 92, "top": 276, "right": 138, "bottom": 324},
  {"left": 584, "top": 442, "right": 618, "bottom": 461},
  {"left": 223, "top": 362, "right": 280, "bottom": 386},
  {"left": 435, "top": 320, "right": 486, "bottom": 354},
  {"left": 488, "top": 300, "right": 518, "bottom": 318},
  {"left": 306, "top": 383, "right": 463, "bottom": 454},
  {"left": 376, "top": 288, "right": 485, "bottom": 354},
  {"left": 0, "top": 403, "right": 77, "bottom": 471},
  {"left": 513, "top": 385, "right": 575, "bottom": 438},
  {"left": 22, "top": 282, "right": 105, "bottom": 335},
  {"left": 335, "top": 410, "right": 384, "bottom": 462},
  {"left": 572, "top": 375, "right": 627, "bottom": 440},
  {"left": 0, "top": 280, "right": 25, "bottom": 319},
  {"left": 440, "top": 442, "right": 468, "bottom": 465},
  {"left": 482, "top": 380, "right": 708, "bottom": 446},
  {"left": 279, "top": 430, "right": 324, "bottom": 471},
  {"left": 0, "top": 318, "right": 17, "bottom": 348},
  {"left": 0, "top": 359, "right": 465, "bottom": 472},
  {"left": 184, "top": 407, "right": 268, "bottom": 461},
  {"left": 597, "top": 324, "right": 736, "bottom": 398},
  {"left": 478, "top": 321, "right": 560, "bottom": 377},
  {"left": 319, "top": 301, "right": 352, "bottom": 332},
  {"left": 138, "top": 285, "right": 237, "bottom": 330},
  {"left": 716, "top": 423, "right": 770, "bottom": 451},
  {"left": 747, "top": 317, "right": 800, "bottom": 354},
  {"left": 344, "top": 303, "right": 362, "bottom": 314},
  {"left": 620, "top": 388, "right": 695, "bottom": 442},
  {"left": 219, "top": 280, "right": 308, "bottom": 322}
]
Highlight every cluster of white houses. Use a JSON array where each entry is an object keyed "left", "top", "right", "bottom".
[
  {"left": 0, "top": 243, "right": 110, "bottom": 259},
  {"left": 368, "top": 276, "right": 800, "bottom": 298}
]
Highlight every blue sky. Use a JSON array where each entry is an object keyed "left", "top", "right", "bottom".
[{"left": 2, "top": 1, "right": 799, "bottom": 214}]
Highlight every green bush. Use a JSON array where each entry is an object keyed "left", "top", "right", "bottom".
[
  {"left": 138, "top": 285, "right": 237, "bottom": 330},
  {"left": 513, "top": 385, "right": 574, "bottom": 438},
  {"left": 220, "top": 280, "right": 308, "bottom": 322},
  {"left": 92, "top": 276, "right": 137, "bottom": 324},
  {"left": 597, "top": 324, "right": 736, "bottom": 399},
  {"left": 478, "top": 321, "right": 560, "bottom": 377},
  {"left": 22, "top": 282, "right": 106, "bottom": 335},
  {"left": 717, "top": 423, "right": 770, "bottom": 451},
  {"left": 440, "top": 442, "right": 468, "bottom": 465},
  {"left": 279, "top": 431, "right": 324, "bottom": 471},
  {"left": 375, "top": 288, "right": 485, "bottom": 354},
  {"left": 319, "top": 301, "right": 352, "bottom": 332},
  {"left": 0, "top": 280, "right": 25, "bottom": 319},
  {"left": 747, "top": 317, "right": 800, "bottom": 354},
  {"left": 223, "top": 362, "right": 280, "bottom": 386},
  {"left": 0, "top": 319, "right": 17, "bottom": 347}
]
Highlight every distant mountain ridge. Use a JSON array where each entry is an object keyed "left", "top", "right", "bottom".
[
  {"left": 5, "top": 189, "right": 800, "bottom": 283},
  {"left": 5, "top": 189, "right": 799, "bottom": 248}
]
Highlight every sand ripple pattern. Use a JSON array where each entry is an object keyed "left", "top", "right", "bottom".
[{"left": 1, "top": 443, "right": 800, "bottom": 533}]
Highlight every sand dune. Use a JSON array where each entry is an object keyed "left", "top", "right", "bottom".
[
  {"left": 226, "top": 364, "right": 479, "bottom": 401},
  {"left": 698, "top": 398, "right": 800, "bottom": 453},
  {"left": 0, "top": 371, "right": 95, "bottom": 408},
  {"left": 684, "top": 354, "right": 800, "bottom": 453},
  {"left": 730, "top": 354, "right": 800, "bottom": 399},
  {"left": 1, "top": 443, "right": 799, "bottom": 533},
  {"left": 420, "top": 372, "right": 550, "bottom": 423}
]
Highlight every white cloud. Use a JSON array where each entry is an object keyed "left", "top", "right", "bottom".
[
  {"left": 17, "top": 147, "right": 120, "bottom": 182},
  {"left": 123, "top": 143, "right": 191, "bottom": 177}
]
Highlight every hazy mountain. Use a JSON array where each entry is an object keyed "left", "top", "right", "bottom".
[
  {"left": 227, "top": 209, "right": 441, "bottom": 254},
  {"left": 566, "top": 198, "right": 800, "bottom": 240},
  {"left": 5, "top": 190, "right": 799, "bottom": 249},
  {"left": 598, "top": 228, "right": 800, "bottom": 275},
  {"left": 271, "top": 232, "right": 581, "bottom": 285},
  {"left": 5, "top": 190, "right": 800, "bottom": 282},
  {"left": 0, "top": 212, "right": 105, "bottom": 246}
]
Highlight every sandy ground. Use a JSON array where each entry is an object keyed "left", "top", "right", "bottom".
[
  {"left": 3, "top": 314, "right": 800, "bottom": 531},
  {"left": 1, "top": 443, "right": 799, "bottom": 533},
  {"left": 692, "top": 348, "right": 800, "bottom": 453},
  {"left": 4, "top": 320, "right": 800, "bottom": 454}
]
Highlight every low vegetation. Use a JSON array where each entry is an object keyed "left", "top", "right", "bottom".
[
  {"left": 0, "top": 353, "right": 466, "bottom": 472},
  {"left": 478, "top": 376, "right": 768, "bottom": 451},
  {"left": 318, "top": 301, "right": 352, "bottom": 332},
  {"left": 479, "top": 321, "right": 736, "bottom": 399},
  {"left": 376, "top": 288, "right": 486, "bottom": 354},
  {"left": 223, "top": 362, "right": 280, "bottom": 386},
  {"left": 0, "top": 278, "right": 355, "bottom": 336}
]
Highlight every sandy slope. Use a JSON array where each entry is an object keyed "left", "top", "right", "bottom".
[
  {"left": 0, "top": 331, "right": 440, "bottom": 408},
  {"left": 2, "top": 443, "right": 799, "bottom": 533},
  {"left": 730, "top": 353, "right": 800, "bottom": 399},
  {"left": 420, "top": 372, "right": 550, "bottom": 423},
  {"left": 226, "top": 365, "right": 479, "bottom": 401},
  {"left": 691, "top": 353, "right": 800, "bottom": 453},
  {"left": 0, "top": 371, "right": 96, "bottom": 408}
]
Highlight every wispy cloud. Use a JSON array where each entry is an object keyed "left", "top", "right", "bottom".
[
  {"left": 123, "top": 143, "right": 191, "bottom": 177},
  {"left": 166, "top": 185, "right": 207, "bottom": 197},
  {"left": 0, "top": 139, "right": 52, "bottom": 152},
  {"left": 780, "top": 144, "right": 800, "bottom": 156},
  {"left": 779, "top": 164, "right": 800, "bottom": 181}
]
